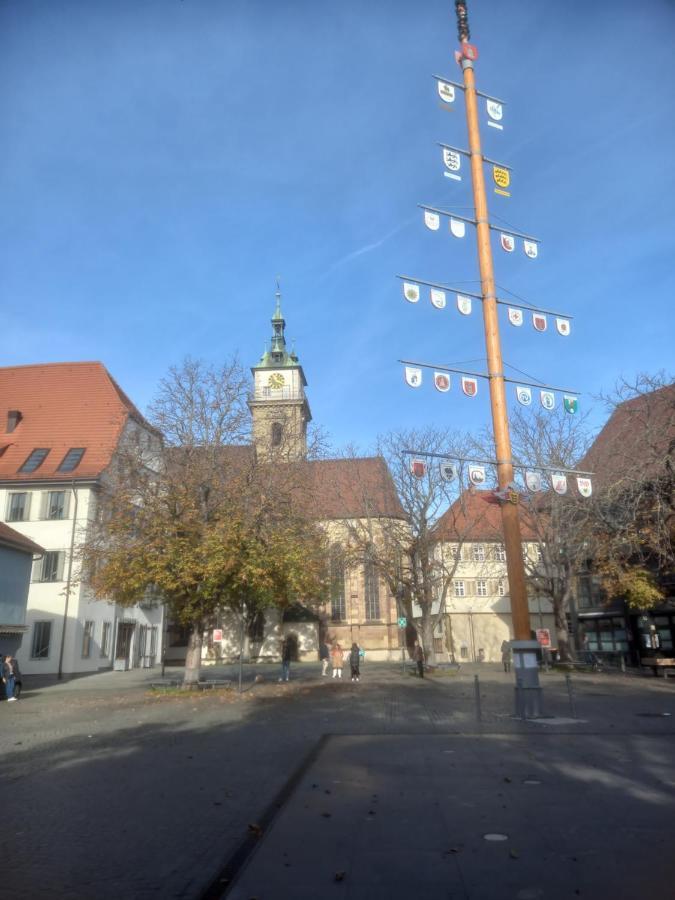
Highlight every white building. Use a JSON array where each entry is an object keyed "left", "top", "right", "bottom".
[
  {"left": 428, "top": 488, "right": 555, "bottom": 663},
  {"left": 0, "top": 362, "right": 165, "bottom": 676}
]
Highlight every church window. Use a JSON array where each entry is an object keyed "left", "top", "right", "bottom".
[
  {"left": 330, "top": 545, "right": 346, "bottom": 621},
  {"left": 364, "top": 554, "right": 380, "bottom": 621},
  {"left": 271, "top": 422, "right": 283, "bottom": 447}
]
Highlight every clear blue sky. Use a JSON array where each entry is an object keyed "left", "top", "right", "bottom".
[{"left": 1, "top": 0, "right": 673, "bottom": 451}]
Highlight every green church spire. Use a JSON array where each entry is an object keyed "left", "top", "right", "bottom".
[{"left": 257, "top": 279, "right": 299, "bottom": 368}]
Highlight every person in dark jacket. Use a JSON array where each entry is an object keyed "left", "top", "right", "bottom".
[
  {"left": 279, "top": 638, "right": 292, "bottom": 683},
  {"left": 414, "top": 642, "right": 425, "bottom": 678},
  {"left": 349, "top": 643, "right": 361, "bottom": 682}
]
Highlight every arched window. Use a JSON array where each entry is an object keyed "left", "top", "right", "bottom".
[
  {"left": 364, "top": 552, "right": 380, "bottom": 621},
  {"left": 271, "top": 422, "right": 283, "bottom": 447},
  {"left": 330, "top": 544, "right": 346, "bottom": 622}
]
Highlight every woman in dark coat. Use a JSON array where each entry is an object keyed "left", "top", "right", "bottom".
[{"left": 349, "top": 643, "right": 361, "bottom": 682}]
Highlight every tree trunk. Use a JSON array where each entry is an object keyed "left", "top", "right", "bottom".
[
  {"left": 184, "top": 620, "right": 203, "bottom": 686},
  {"left": 553, "top": 594, "right": 572, "bottom": 662},
  {"left": 420, "top": 607, "right": 436, "bottom": 665}
]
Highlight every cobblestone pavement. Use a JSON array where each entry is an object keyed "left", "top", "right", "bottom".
[{"left": 1, "top": 663, "right": 673, "bottom": 899}]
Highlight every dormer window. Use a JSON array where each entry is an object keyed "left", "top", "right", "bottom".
[
  {"left": 58, "top": 448, "right": 86, "bottom": 473},
  {"left": 19, "top": 448, "right": 50, "bottom": 473},
  {"left": 6, "top": 410, "right": 22, "bottom": 433}
]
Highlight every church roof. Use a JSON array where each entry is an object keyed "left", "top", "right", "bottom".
[
  {"left": 187, "top": 447, "right": 405, "bottom": 521},
  {"left": 294, "top": 457, "right": 406, "bottom": 520}
]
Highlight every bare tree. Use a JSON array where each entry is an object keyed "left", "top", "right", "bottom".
[{"left": 339, "top": 427, "right": 478, "bottom": 664}]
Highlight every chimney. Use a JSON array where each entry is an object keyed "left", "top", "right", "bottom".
[{"left": 6, "top": 410, "right": 22, "bottom": 433}]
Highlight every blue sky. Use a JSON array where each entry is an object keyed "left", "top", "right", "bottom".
[{"left": 1, "top": 0, "right": 673, "bottom": 452}]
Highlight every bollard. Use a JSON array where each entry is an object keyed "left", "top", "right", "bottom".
[
  {"left": 474, "top": 674, "right": 482, "bottom": 722},
  {"left": 565, "top": 674, "right": 577, "bottom": 719}
]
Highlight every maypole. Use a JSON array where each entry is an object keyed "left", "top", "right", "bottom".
[{"left": 397, "top": 2, "right": 593, "bottom": 716}]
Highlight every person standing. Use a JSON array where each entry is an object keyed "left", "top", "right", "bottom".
[
  {"left": 414, "top": 642, "right": 425, "bottom": 678},
  {"left": 501, "top": 640, "right": 512, "bottom": 673},
  {"left": 331, "top": 642, "right": 344, "bottom": 679},
  {"left": 349, "top": 642, "right": 361, "bottom": 682},
  {"left": 279, "top": 637, "right": 292, "bottom": 683},
  {"left": 2, "top": 655, "right": 16, "bottom": 701},
  {"left": 319, "top": 639, "right": 330, "bottom": 676}
]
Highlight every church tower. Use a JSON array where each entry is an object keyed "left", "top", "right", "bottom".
[{"left": 248, "top": 286, "right": 312, "bottom": 461}]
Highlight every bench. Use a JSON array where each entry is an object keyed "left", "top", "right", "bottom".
[
  {"left": 150, "top": 680, "right": 181, "bottom": 690},
  {"left": 199, "top": 679, "right": 231, "bottom": 690},
  {"left": 641, "top": 657, "right": 675, "bottom": 677}
]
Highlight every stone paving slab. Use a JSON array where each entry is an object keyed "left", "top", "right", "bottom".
[
  {"left": 227, "top": 732, "right": 675, "bottom": 900},
  {"left": 1, "top": 663, "right": 674, "bottom": 899}
]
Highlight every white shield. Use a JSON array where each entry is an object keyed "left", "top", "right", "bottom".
[
  {"left": 434, "top": 371, "right": 451, "bottom": 393},
  {"left": 523, "top": 240, "right": 538, "bottom": 259},
  {"left": 532, "top": 313, "right": 547, "bottom": 332},
  {"left": 500, "top": 233, "right": 515, "bottom": 252},
  {"left": 487, "top": 99, "right": 503, "bottom": 121},
  {"left": 508, "top": 307, "right": 523, "bottom": 327},
  {"left": 457, "top": 294, "right": 472, "bottom": 315},
  {"left": 516, "top": 386, "right": 532, "bottom": 406},
  {"left": 450, "top": 217, "right": 466, "bottom": 238},
  {"left": 404, "top": 366, "right": 422, "bottom": 388},
  {"left": 440, "top": 462, "right": 457, "bottom": 483},
  {"left": 443, "top": 148, "right": 461, "bottom": 172},
  {"left": 437, "top": 80, "right": 455, "bottom": 104},
  {"left": 556, "top": 317, "right": 571, "bottom": 336},
  {"left": 469, "top": 465, "right": 486, "bottom": 485},
  {"left": 410, "top": 458, "right": 427, "bottom": 478},
  {"left": 540, "top": 391, "right": 555, "bottom": 410},
  {"left": 525, "top": 471, "right": 542, "bottom": 493},
  {"left": 577, "top": 477, "right": 592, "bottom": 498},
  {"left": 552, "top": 473, "right": 568, "bottom": 495},
  {"left": 462, "top": 377, "right": 478, "bottom": 397},
  {"left": 424, "top": 210, "right": 440, "bottom": 231},
  {"left": 430, "top": 288, "right": 446, "bottom": 309},
  {"left": 403, "top": 282, "right": 420, "bottom": 303}
]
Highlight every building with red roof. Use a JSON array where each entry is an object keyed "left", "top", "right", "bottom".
[
  {"left": 428, "top": 488, "right": 553, "bottom": 664},
  {"left": 0, "top": 362, "right": 165, "bottom": 676}
]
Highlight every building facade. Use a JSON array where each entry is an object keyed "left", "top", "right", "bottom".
[
  {"left": 0, "top": 363, "right": 165, "bottom": 676},
  {"left": 431, "top": 490, "right": 555, "bottom": 663},
  {"left": 0, "top": 522, "right": 44, "bottom": 658}
]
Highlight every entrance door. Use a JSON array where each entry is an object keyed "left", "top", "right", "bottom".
[{"left": 115, "top": 623, "right": 135, "bottom": 670}]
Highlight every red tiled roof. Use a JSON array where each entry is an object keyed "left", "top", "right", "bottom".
[
  {"left": 170, "top": 447, "right": 405, "bottom": 521},
  {"left": 296, "top": 457, "right": 406, "bottom": 520},
  {"left": 0, "top": 362, "right": 156, "bottom": 484},
  {"left": 0, "top": 522, "right": 44, "bottom": 555},
  {"left": 433, "top": 487, "right": 538, "bottom": 542},
  {"left": 579, "top": 384, "right": 675, "bottom": 490}
]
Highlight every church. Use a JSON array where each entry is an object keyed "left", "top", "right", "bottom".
[{"left": 167, "top": 292, "right": 408, "bottom": 666}]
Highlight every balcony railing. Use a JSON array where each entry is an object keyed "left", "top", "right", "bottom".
[{"left": 249, "top": 386, "right": 304, "bottom": 402}]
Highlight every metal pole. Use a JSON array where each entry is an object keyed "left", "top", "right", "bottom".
[
  {"left": 238, "top": 605, "right": 245, "bottom": 694},
  {"left": 473, "top": 674, "right": 482, "bottom": 722},
  {"left": 57, "top": 484, "right": 78, "bottom": 680}
]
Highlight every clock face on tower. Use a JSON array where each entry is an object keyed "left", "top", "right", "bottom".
[{"left": 268, "top": 372, "right": 285, "bottom": 389}]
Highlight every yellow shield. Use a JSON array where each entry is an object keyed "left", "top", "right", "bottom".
[{"left": 493, "top": 166, "right": 510, "bottom": 189}]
